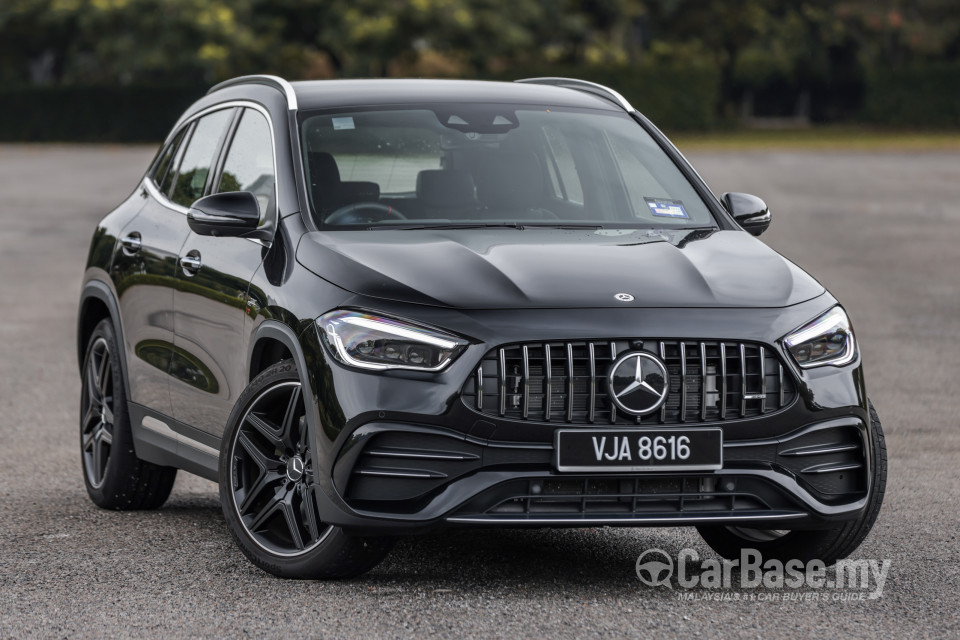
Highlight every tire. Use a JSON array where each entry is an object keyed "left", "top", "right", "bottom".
[
  {"left": 697, "top": 400, "right": 887, "bottom": 566},
  {"left": 80, "top": 318, "right": 177, "bottom": 510},
  {"left": 218, "top": 360, "right": 394, "bottom": 579}
]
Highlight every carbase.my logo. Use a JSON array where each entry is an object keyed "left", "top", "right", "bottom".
[
  {"left": 635, "top": 548, "right": 892, "bottom": 600},
  {"left": 635, "top": 548, "right": 674, "bottom": 588}
]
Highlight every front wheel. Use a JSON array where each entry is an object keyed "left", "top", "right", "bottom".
[
  {"left": 219, "top": 360, "right": 394, "bottom": 579},
  {"left": 697, "top": 401, "right": 887, "bottom": 566}
]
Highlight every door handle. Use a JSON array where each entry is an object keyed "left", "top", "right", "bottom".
[
  {"left": 179, "top": 251, "right": 202, "bottom": 275},
  {"left": 120, "top": 232, "right": 141, "bottom": 255}
]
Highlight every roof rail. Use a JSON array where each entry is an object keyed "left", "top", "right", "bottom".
[
  {"left": 514, "top": 77, "right": 634, "bottom": 112},
  {"left": 207, "top": 74, "right": 298, "bottom": 111}
]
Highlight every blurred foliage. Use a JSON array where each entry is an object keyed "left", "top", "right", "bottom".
[
  {"left": 864, "top": 63, "right": 960, "bottom": 127},
  {"left": 0, "top": 84, "right": 203, "bottom": 141},
  {"left": 1, "top": 0, "right": 959, "bottom": 131}
]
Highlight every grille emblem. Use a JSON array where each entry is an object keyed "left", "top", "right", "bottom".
[{"left": 608, "top": 351, "right": 669, "bottom": 415}]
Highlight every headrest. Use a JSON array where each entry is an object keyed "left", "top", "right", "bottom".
[
  {"left": 308, "top": 151, "right": 341, "bottom": 187},
  {"left": 475, "top": 151, "right": 544, "bottom": 210},
  {"left": 416, "top": 170, "right": 476, "bottom": 208}
]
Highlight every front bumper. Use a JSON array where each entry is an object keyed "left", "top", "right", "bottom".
[{"left": 299, "top": 295, "right": 873, "bottom": 534}]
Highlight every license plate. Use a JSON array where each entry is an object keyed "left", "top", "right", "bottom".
[{"left": 554, "top": 428, "right": 723, "bottom": 472}]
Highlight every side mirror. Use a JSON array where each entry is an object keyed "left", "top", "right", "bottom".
[
  {"left": 722, "top": 192, "right": 771, "bottom": 237},
  {"left": 187, "top": 191, "right": 261, "bottom": 237}
]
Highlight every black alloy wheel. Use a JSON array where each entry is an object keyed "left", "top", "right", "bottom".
[
  {"left": 80, "top": 319, "right": 177, "bottom": 510},
  {"left": 219, "top": 361, "right": 394, "bottom": 578},
  {"left": 81, "top": 336, "right": 114, "bottom": 489},
  {"left": 228, "top": 380, "right": 332, "bottom": 555}
]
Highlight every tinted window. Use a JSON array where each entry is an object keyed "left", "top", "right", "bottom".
[
  {"left": 159, "top": 124, "right": 192, "bottom": 196},
  {"left": 300, "top": 106, "right": 716, "bottom": 228},
  {"left": 151, "top": 129, "right": 185, "bottom": 188},
  {"left": 217, "top": 109, "right": 276, "bottom": 219},
  {"left": 169, "top": 109, "right": 233, "bottom": 207}
]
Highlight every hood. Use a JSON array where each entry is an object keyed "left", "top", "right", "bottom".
[{"left": 295, "top": 227, "right": 824, "bottom": 309}]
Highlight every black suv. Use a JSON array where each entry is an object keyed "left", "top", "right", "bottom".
[{"left": 77, "top": 75, "right": 886, "bottom": 578}]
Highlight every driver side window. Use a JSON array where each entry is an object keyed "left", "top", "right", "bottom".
[
  {"left": 216, "top": 108, "right": 276, "bottom": 221},
  {"left": 168, "top": 108, "right": 233, "bottom": 207}
]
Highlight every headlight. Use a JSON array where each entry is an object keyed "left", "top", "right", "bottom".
[
  {"left": 318, "top": 310, "right": 468, "bottom": 371},
  {"left": 783, "top": 306, "right": 857, "bottom": 369}
]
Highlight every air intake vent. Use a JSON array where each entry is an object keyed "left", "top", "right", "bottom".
[{"left": 461, "top": 340, "right": 796, "bottom": 425}]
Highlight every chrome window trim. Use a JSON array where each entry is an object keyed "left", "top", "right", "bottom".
[
  {"left": 515, "top": 77, "right": 635, "bottom": 113},
  {"left": 145, "top": 100, "right": 280, "bottom": 238},
  {"left": 207, "top": 74, "right": 298, "bottom": 111}
]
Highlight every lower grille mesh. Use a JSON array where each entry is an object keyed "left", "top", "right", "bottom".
[
  {"left": 461, "top": 339, "right": 796, "bottom": 425},
  {"left": 484, "top": 477, "right": 771, "bottom": 516}
]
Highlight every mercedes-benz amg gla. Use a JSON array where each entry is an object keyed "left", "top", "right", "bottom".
[{"left": 77, "top": 76, "right": 886, "bottom": 578}]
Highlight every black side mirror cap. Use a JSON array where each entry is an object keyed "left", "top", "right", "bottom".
[
  {"left": 722, "top": 192, "right": 771, "bottom": 236},
  {"left": 187, "top": 191, "right": 262, "bottom": 238}
]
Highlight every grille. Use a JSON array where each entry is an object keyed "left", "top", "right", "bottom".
[
  {"left": 461, "top": 339, "right": 796, "bottom": 425},
  {"left": 484, "top": 477, "right": 770, "bottom": 515}
]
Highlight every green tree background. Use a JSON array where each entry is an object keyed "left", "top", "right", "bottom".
[{"left": 1, "top": 0, "right": 958, "bottom": 135}]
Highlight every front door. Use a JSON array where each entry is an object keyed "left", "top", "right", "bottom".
[{"left": 171, "top": 107, "right": 276, "bottom": 436}]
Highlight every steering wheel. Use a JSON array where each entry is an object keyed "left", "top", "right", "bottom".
[{"left": 324, "top": 202, "right": 406, "bottom": 225}]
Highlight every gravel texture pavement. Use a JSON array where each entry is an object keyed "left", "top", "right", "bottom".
[{"left": 0, "top": 144, "right": 958, "bottom": 639}]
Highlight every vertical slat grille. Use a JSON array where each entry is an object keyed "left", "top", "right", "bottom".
[
  {"left": 587, "top": 343, "right": 597, "bottom": 424},
  {"left": 720, "top": 342, "right": 728, "bottom": 419},
  {"left": 679, "top": 342, "right": 688, "bottom": 424},
  {"left": 463, "top": 339, "right": 797, "bottom": 425},
  {"left": 565, "top": 343, "right": 574, "bottom": 421},
  {"left": 544, "top": 345, "right": 552, "bottom": 421}
]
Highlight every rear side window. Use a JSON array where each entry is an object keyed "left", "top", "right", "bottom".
[
  {"left": 216, "top": 108, "right": 276, "bottom": 219},
  {"left": 169, "top": 108, "right": 233, "bottom": 207},
  {"left": 159, "top": 124, "right": 191, "bottom": 196},
  {"left": 151, "top": 129, "right": 185, "bottom": 189}
]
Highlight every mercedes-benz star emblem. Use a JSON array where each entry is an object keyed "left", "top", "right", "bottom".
[
  {"left": 614, "top": 293, "right": 634, "bottom": 302},
  {"left": 608, "top": 351, "right": 669, "bottom": 415},
  {"left": 286, "top": 455, "right": 305, "bottom": 482}
]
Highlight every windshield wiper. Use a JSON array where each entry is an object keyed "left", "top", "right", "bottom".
[
  {"left": 518, "top": 222, "right": 604, "bottom": 230},
  {"left": 367, "top": 222, "right": 606, "bottom": 231},
  {"left": 367, "top": 222, "right": 523, "bottom": 230}
]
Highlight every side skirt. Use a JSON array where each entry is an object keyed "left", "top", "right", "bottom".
[{"left": 128, "top": 403, "right": 220, "bottom": 482}]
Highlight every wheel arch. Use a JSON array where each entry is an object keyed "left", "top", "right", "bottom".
[
  {"left": 247, "top": 320, "right": 313, "bottom": 385},
  {"left": 249, "top": 333, "right": 294, "bottom": 381},
  {"left": 77, "top": 280, "right": 131, "bottom": 392}
]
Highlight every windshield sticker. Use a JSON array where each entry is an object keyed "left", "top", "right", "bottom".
[
  {"left": 644, "top": 197, "right": 689, "bottom": 219},
  {"left": 332, "top": 117, "right": 355, "bottom": 131}
]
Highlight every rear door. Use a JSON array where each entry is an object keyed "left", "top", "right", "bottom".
[
  {"left": 111, "top": 126, "right": 193, "bottom": 417},
  {"left": 170, "top": 106, "right": 277, "bottom": 436}
]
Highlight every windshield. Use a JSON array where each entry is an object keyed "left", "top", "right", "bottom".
[{"left": 299, "top": 104, "right": 716, "bottom": 229}]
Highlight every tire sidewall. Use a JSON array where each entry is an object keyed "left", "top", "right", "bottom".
[{"left": 80, "top": 319, "right": 132, "bottom": 504}]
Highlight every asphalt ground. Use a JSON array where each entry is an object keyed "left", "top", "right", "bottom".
[{"left": 0, "top": 144, "right": 958, "bottom": 639}]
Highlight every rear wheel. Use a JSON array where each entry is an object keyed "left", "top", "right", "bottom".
[
  {"left": 219, "top": 360, "right": 394, "bottom": 579},
  {"left": 80, "top": 318, "right": 177, "bottom": 509},
  {"left": 697, "top": 401, "right": 887, "bottom": 565}
]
